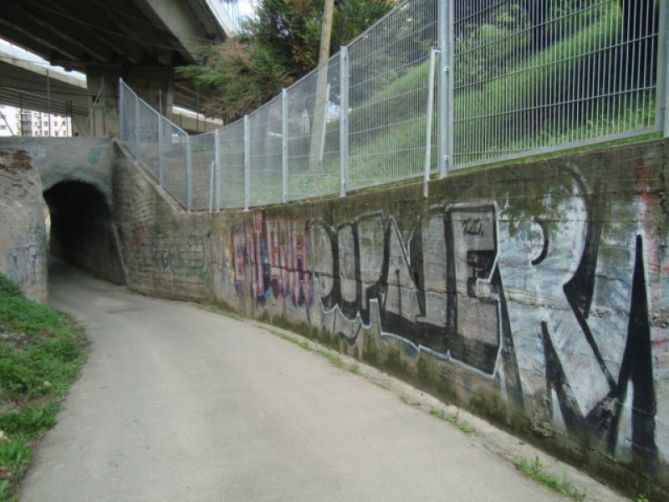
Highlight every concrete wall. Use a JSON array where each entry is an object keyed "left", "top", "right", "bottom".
[
  {"left": 0, "top": 137, "right": 114, "bottom": 202},
  {"left": 114, "top": 140, "right": 669, "bottom": 497},
  {"left": 0, "top": 137, "right": 125, "bottom": 285},
  {"left": 0, "top": 149, "right": 47, "bottom": 302}
]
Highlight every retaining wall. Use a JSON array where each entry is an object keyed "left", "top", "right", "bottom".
[
  {"left": 113, "top": 139, "right": 669, "bottom": 498},
  {"left": 0, "top": 149, "right": 47, "bottom": 302}
]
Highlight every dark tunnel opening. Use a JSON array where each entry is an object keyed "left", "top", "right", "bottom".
[{"left": 43, "top": 180, "right": 126, "bottom": 285}]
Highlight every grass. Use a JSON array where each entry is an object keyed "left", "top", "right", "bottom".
[
  {"left": 0, "top": 274, "right": 87, "bottom": 501},
  {"left": 515, "top": 455, "right": 585, "bottom": 501},
  {"left": 199, "top": 301, "right": 242, "bottom": 321},
  {"left": 428, "top": 407, "right": 475, "bottom": 437},
  {"left": 268, "top": 329, "right": 347, "bottom": 370}
]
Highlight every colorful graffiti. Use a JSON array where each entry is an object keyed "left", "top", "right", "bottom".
[{"left": 232, "top": 214, "right": 313, "bottom": 309}]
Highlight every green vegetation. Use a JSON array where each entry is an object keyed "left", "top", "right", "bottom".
[
  {"left": 347, "top": 363, "right": 360, "bottom": 375},
  {"left": 515, "top": 455, "right": 585, "bottom": 501},
  {"left": 178, "top": 0, "right": 396, "bottom": 121},
  {"left": 200, "top": 300, "right": 243, "bottom": 321},
  {"left": 341, "top": 0, "right": 655, "bottom": 185},
  {"left": 268, "top": 329, "right": 347, "bottom": 370},
  {"left": 428, "top": 407, "right": 475, "bottom": 437},
  {"left": 398, "top": 394, "right": 412, "bottom": 406},
  {"left": 0, "top": 275, "right": 87, "bottom": 501}
]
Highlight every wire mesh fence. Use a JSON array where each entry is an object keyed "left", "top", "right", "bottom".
[
  {"left": 190, "top": 131, "right": 216, "bottom": 210},
  {"left": 286, "top": 54, "right": 342, "bottom": 200},
  {"left": 160, "top": 118, "right": 189, "bottom": 208},
  {"left": 347, "top": 0, "right": 439, "bottom": 191},
  {"left": 218, "top": 119, "right": 246, "bottom": 209},
  {"left": 119, "top": 0, "right": 666, "bottom": 211},
  {"left": 247, "top": 96, "right": 283, "bottom": 206},
  {"left": 451, "top": 0, "right": 661, "bottom": 167},
  {"left": 119, "top": 82, "right": 137, "bottom": 158},
  {"left": 137, "top": 100, "right": 160, "bottom": 180}
]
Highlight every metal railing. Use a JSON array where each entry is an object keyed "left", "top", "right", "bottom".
[{"left": 119, "top": 0, "right": 668, "bottom": 211}]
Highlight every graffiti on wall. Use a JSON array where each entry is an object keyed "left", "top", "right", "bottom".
[
  {"left": 231, "top": 214, "right": 313, "bottom": 309},
  {"left": 128, "top": 223, "right": 208, "bottom": 279},
  {"left": 5, "top": 241, "right": 45, "bottom": 288},
  {"left": 305, "top": 169, "right": 666, "bottom": 466},
  {"left": 310, "top": 206, "right": 506, "bottom": 376}
]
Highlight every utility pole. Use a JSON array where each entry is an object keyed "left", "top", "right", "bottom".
[{"left": 308, "top": 0, "right": 335, "bottom": 170}]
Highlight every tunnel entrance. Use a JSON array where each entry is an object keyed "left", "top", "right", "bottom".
[{"left": 43, "top": 180, "right": 126, "bottom": 285}]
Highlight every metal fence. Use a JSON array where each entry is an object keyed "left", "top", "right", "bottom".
[{"left": 119, "top": 0, "right": 668, "bottom": 211}]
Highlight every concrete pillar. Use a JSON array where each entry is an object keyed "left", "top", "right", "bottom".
[
  {"left": 86, "top": 65, "right": 174, "bottom": 138},
  {"left": 86, "top": 66, "right": 121, "bottom": 138},
  {"left": 126, "top": 66, "right": 174, "bottom": 116}
]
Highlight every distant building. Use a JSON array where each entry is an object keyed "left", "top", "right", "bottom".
[
  {"left": 21, "top": 110, "right": 71, "bottom": 137},
  {"left": 0, "top": 104, "right": 20, "bottom": 137},
  {"left": 0, "top": 104, "right": 72, "bottom": 137}
]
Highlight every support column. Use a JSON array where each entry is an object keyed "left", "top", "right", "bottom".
[
  {"left": 86, "top": 66, "right": 120, "bottom": 137},
  {"left": 86, "top": 65, "right": 175, "bottom": 138}
]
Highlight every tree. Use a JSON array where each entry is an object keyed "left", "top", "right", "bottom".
[{"left": 177, "top": 0, "right": 396, "bottom": 121}]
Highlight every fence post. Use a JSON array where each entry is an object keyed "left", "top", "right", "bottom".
[
  {"left": 281, "top": 88, "right": 288, "bottom": 203},
  {"left": 134, "top": 95, "right": 141, "bottom": 163},
  {"left": 158, "top": 115, "right": 164, "bottom": 188},
  {"left": 244, "top": 114, "right": 250, "bottom": 211},
  {"left": 424, "top": 47, "right": 439, "bottom": 199},
  {"left": 438, "top": 0, "right": 453, "bottom": 177},
  {"left": 186, "top": 137, "right": 192, "bottom": 210},
  {"left": 339, "top": 46, "right": 349, "bottom": 198},
  {"left": 215, "top": 128, "right": 222, "bottom": 210},
  {"left": 319, "top": 84, "right": 330, "bottom": 165},
  {"left": 660, "top": 0, "right": 669, "bottom": 137},
  {"left": 118, "top": 79, "right": 124, "bottom": 142},
  {"left": 209, "top": 160, "right": 215, "bottom": 214}
]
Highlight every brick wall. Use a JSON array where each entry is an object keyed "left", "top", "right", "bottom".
[{"left": 113, "top": 145, "right": 213, "bottom": 300}]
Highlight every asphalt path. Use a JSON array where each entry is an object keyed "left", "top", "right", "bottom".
[{"left": 20, "top": 261, "right": 574, "bottom": 501}]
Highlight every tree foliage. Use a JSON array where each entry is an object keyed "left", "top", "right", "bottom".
[{"left": 177, "top": 0, "right": 396, "bottom": 122}]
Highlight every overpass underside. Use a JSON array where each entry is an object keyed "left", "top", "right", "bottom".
[{"left": 0, "top": 0, "right": 232, "bottom": 136}]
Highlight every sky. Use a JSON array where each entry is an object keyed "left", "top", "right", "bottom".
[{"left": 238, "top": 0, "right": 257, "bottom": 18}]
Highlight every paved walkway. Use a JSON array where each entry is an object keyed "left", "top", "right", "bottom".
[{"left": 22, "top": 262, "right": 577, "bottom": 501}]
